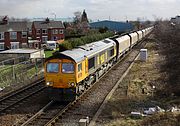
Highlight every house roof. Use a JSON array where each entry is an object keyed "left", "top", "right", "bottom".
[
  {"left": 0, "top": 21, "right": 28, "bottom": 32},
  {"left": 33, "top": 21, "right": 64, "bottom": 29}
]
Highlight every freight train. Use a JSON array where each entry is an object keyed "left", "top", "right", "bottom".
[{"left": 44, "top": 27, "right": 154, "bottom": 101}]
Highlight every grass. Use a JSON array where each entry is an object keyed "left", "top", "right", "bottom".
[
  {"left": 0, "top": 62, "right": 43, "bottom": 89},
  {"left": 105, "top": 118, "right": 139, "bottom": 126},
  {"left": 98, "top": 39, "right": 180, "bottom": 126},
  {"left": 141, "top": 112, "right": 180, "bottom": 126},
  {"left": 44, "top": 50, "right": 56, "bottom": 58},
  {"left": 44, "top": 48, "right": 59, "bottom": 58}
]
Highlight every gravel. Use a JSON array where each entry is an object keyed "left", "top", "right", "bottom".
[{"left": 0, "top": 88, "right": 50, "bottom": 126}]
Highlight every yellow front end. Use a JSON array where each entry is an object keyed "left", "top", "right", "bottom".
[
  {"left": 45, "top": 57, "right": 89, "bottom": 101},
  {"left": 44, "top": 59, "right": 76, "bottom": 89},
  {"left": 44, "top": 58, "right": 88, "bottom": 89}
]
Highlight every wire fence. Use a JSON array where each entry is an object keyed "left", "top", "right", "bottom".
[{"left": 0, "top": 58, "right": 44, "bottom": 90}]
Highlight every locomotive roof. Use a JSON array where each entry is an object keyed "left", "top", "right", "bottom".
[{"left": 60, "top": 38, "right": 115, "bottom": 63}]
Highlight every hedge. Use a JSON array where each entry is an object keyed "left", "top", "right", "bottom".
[{"left": 59, "top": 32, "right": 113, "bottom": 51}]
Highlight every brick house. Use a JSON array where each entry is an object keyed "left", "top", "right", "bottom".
[
  {"left": 27, "top": 22, "right": 41, "bottom": 49},
  {"left": 0, "top": 18, "right": 28, "bottom": 50},
  {"left": 31, "top": 18, "right": 65, "bottom": 48}
]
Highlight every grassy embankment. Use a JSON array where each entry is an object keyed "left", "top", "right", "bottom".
[
  {"left": 98, "top": 27, "right": 180, "bottom": 126},
  {"left": 0, "top": 62, "right": 43, "bottom": 89}
]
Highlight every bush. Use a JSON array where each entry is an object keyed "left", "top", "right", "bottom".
[
  {"left": 99, "top": 27, "right": 109, "bottom": 33},
  {"left": 59, "top": 32, "right": 113, "bottom": 51},
  {"left": 59, "top": 41, "right": 73, "bottom": 51},
  {"left": 154, "top": 21, "right": 180, "bottom": 96}
]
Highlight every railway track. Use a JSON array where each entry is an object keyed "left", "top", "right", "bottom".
[
  {"left": 18, "top": 101, "right": 68, "bottom": 126},
  {"left": 0, "top": 79, "right": 46, "bottom": 115},
  {"left": 18, "top": 37, "right": 149, "bottom": 126}
]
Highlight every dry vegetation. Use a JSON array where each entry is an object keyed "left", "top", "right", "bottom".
[
  {"left": 154, "top": 21, "right": 180, "bottom": 97},
  {"left": 97, "top": 22, "right": 180, "bottom": 126}
]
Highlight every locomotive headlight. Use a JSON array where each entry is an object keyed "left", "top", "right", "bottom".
[
  {"left": 46, "top": 82, "right": 53, "bottom": 86},
  {"left": 69, "top": 82, "right": 75, "bottom": 87}
]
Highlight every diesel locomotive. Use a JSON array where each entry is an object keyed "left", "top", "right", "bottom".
[{"left": 44, "top": 26, "right": 154, "bottom": 101}]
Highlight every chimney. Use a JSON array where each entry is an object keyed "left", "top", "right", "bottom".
[{"left": 45, "top": 17, "right": 50, "bottom": 23}]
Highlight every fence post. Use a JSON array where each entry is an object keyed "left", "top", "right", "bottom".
[
  {"left": 12, "top": 65, "right": 15, "bottom": 79},
  {"left": 35, "top": 58, "right": 38, "bottom": 76}
]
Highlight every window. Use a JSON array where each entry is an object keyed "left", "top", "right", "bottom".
[
  {"left": 22, "top": 43, "right": 27, "bottom": 48},
  {"left": 42, "top": 36, "right": 48, "bottom": 43},
  {"left": 0, "top": 32, "right": 4, "bottom": 40},
  {"left": 42, "top": 29, "right": 47, "bottom": 34},
  {"left": 88, "top": 57, "right": 95, "bottom": 70},
  {"left": 22, "top": 31, "right": 27, "bottom": 38},
  {"left": 52, "top": 36, "right": 57, "bottom": 41},
  {"left": 48, "top": 43, "right": 55, "bottom": 47},
  {"left": 47, "top": 63, "right": 59, "bottom": 73},
  {"left": 11, "top": 42, "right": 19, "bottom": 49},
  {"left": 59, "top": 29, "right": 64, "bottom": 34},
  {"left": 10, "top": 32, "right": 17, "bottom": 39},
  {"left": 78, "top": 63, "right": 82, "bottom": 72},
  {"left": 62, "top": 63, "right": 74, "bottom": 73},
  {"left": 0, "top": 43, "right": 4, "bottom": 50},
  {"left": 35, "top": 43, "right": 39, "bottom": 49},
  {"left": 29, "top": 43, "right": 33, "bottom": 48},
  {"left": 28, "top": 28, "right": 32, "bottom": 34},
  {"left": 37, "top": 29, "right": 41, "bottom": 34},
  {"left": 52, "top": 29, "right": 58, "bottom": 34}
]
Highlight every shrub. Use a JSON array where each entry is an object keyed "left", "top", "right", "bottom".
[
  {"left": 59, "top": 41, "right": 73, "bottom": 51},
  {"left": 59, "top": 32, "right": 113, "bottom": 51}
]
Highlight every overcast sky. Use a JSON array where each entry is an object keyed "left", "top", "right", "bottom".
[{"left": 0, "top": 0, "right": 179, "bottom": 21}]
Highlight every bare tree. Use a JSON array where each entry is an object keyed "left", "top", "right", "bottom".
[
  {"left": 154, "top": 20, "right": 180, "bottom": 96},
  {"left": 74, "top": 11, "right": 81, "bottom": 24}
]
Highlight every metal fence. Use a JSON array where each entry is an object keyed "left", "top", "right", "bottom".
[{"left": 0, "top": 58, "right": 44, "bottom": 89}]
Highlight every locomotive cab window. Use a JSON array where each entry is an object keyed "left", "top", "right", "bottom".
[
  {"left": 88, "top": 57, "right": 95, "bottom": 70},
  {"left": 78, "top": 63, "right": 82, "bottom": 72},
  {"left": 47, "top": 63, "right": 59, "bottom": 73},
  {"left": 62, "top": 63, "right": 74, "bottom": 73}
]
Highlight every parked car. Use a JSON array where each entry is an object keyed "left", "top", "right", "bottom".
[{"left": 46, "top": 41, "right": 57, "bottom": 50}]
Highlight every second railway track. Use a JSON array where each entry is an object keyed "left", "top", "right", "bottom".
[
  {"left": 0, "top": 79, "right": 46, "bottom": 115},
  {"left": 18, "top": 101, "right": 68, "bottom": 126}
]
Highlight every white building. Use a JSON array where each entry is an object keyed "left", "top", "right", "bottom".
[{"left": 0, "top": 49, "right": 45, "bottom": 60}]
